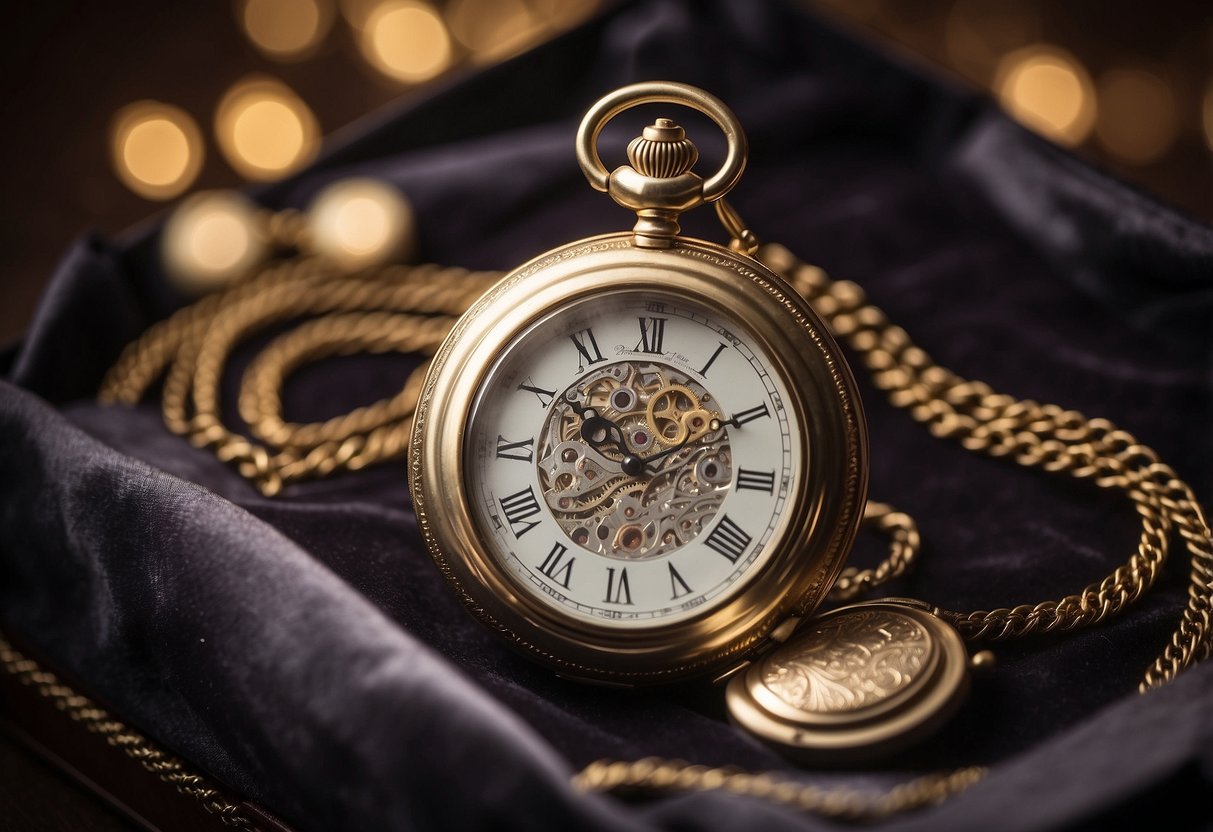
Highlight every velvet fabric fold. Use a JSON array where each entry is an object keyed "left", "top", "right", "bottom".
[{"left": 3, "top": 1, "right": 1211, "bottom": 829}]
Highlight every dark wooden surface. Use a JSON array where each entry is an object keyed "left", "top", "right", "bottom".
[{"left": 0, "top": 730, "right": 138, "bottom": 832}]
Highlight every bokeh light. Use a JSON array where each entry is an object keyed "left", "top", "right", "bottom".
[
  {"left": 215, "top": 76, "right": 320, "bottom": 181},
  {"left": 944, "top": 2, "right": 1038, "bottom": 85},
  {"left": 110, "top": 101, "right": 204, "bottom": 200},
  {"left": 338, "top": 0, "right": 379, "bottom": 30},
  {"left": 996, "top": 46, "right": 1096, "bottom": 146},
  {"left": 1094, "top": 69, "right": 1178, "bottom": 165},
  {"left": 360, "top": 1, "right": 452, "bottom": 84},
  {"left": 446, "top": 0, "right": 538, "bottom": 63},
  {"left": 240, "top": 0, "right": 335, "bottom": 60},
  {"left": 161, "top": 191, "right": 267, "bottom": 292},
  {"left": 1203, "top": 82, "right": 1213, "bottom": 153},
  {"left": 527, "top": 0, "right": 599, "bottom": 28},
  {"left": 308, "top": 177, "right": 415, "bottom": 269}
]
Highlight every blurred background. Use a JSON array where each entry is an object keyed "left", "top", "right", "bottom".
[{"left": 1, "top": 0, "right": 1212, "bottom": 345}]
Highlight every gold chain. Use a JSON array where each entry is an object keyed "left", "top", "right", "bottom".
[
  {"left": 756, "top": 242, "right": 1212, "bottom": 690},
  {"left": 573, "top": 758, "right": 987, "bottom": 821},
  {"left": 829, "top": 500, "right": 920, "bottom": 601},
  {"left": 95, "top": 229, "right": 1211, "bottom": 818},
  {"left": 100, "top": 242, "right": 1209, "bottom": 687},
  {"left": 99, "top": 257, "right": 497, "bottom": 496},
  {"left": 0, "top": 634, "right": 259, "bottom": 829}
]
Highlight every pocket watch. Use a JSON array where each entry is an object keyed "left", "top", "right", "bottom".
[
  {"left": 409, "top": 83, "right": 869, "bottom": 686},
  {"left": 103, "top": 80, "right": 1211, "bottom": 773}
]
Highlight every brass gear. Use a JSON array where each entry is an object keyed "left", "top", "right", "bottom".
[{"left": 645, "top": 383, "right": 701, "bottom": 445}]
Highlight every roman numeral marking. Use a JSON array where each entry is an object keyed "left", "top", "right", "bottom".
[
  {"left": 569, "top": 328, "right": 605, "bottom": 373},
  {"left": 517, "top": 378, "right": 555, "bottom": 407},
  {"left": 604, "top": 567, "right": 633, "bottom": 605},
  {"left": 635, "top": 317, "right": 667, "bottom": 354},
  {"left": 704, "top": 515, "right": 752, "bottom": 563},
  {"left": 498, "top": 486, "right": 542, "bottom": 539},
  {"left": 698, "top": 342, "right": 728, "bottom": 377},
  {"left": 537, "top": 542, "right": 574, "bottom": 589},
  {"left": 731, "top": 402, "right": 770, "bottom": 426},
  {"left": 495, "top": 435, "right": 534, "bottom": 462},
  {"left": 645, "top": 301, "right": 666, "bottom": 313},
  {"left": 736, "top": 468, "right": 776, "bottom": 494},
  {"left": 668, "top": 563, "right": 692, "bottom": 600}
]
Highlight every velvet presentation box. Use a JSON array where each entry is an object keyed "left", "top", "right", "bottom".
[{"left": 2, "top": 1, "right": 1212, "bottom": 829}]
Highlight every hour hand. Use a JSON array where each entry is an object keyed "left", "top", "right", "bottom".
[
  {"left": 578, "top": 409, "right": 625, "bottom": 451},
  {"left": 577, "top": 408, "right": 650, "bottom": 477}
]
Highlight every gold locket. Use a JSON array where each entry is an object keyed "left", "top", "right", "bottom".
[{"left": 409, "top": 82, "right": 978, "bottom": 758}]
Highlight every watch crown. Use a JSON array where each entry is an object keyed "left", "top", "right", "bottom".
[
  {"left": 626, "top": 119, "right": 700, "bottom": 178},
  {"left": 576, "top": 84, "right": 748, "bottom": 249}
]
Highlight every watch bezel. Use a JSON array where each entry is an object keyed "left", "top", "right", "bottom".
[{"left": 410, "top": 233, "right": 867, "bottom": 683}]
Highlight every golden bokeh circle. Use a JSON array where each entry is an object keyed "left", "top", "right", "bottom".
[
  {"left": 943, "top": 2, "right": 1038, "bottom": 86},
  {"left": 308, "top": 177, "right": 416, "bottom": 269},
  {"left": 996, "top": 45, "right": 1096, "bottom": 147},
  {"left": 446, "top": 0, "right": 538, "bottom": 63},
  {"left": 360, "top": 0, "right": 453, "bottom": 84},
  {"left": 110, "top": 101, "right": 204, "bottom": 201},
  {"left": 1202, "top": 82, "right": 1213, "bottom": 153},
  {"left": 527, "top": 0, "right": 599, "bottom": 29},
  {"left": 215, "top": 76, "right": 320, "bottom": 181},
  {"left": 1094, "top": 69, "right": 1178, "bottom": 165},
  {"left": 337, "top": 0, "right": 379, "bottom": 30},
  {"left": 240, "top": 0, "right": 335, "bottom": 60},
  {"left": 162, "top": 190, "right": 268, "bottom": 293}
]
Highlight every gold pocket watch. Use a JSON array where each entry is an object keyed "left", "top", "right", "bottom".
[
  {"left": 409, "top": 82, "right": 981, "bottom": 755},
  {"left": 410, "top": 83, "right": 866, "bottom": 688}
]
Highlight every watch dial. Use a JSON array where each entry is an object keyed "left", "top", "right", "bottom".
[{"left": 466, "top": 289, "right": 801, "bottom": 628}]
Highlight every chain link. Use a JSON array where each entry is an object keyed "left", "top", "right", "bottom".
[
  {"left": 829, "top": 500, "right": 920, "bottom": 601},
  {"left": 0, "top": 634, "right": 259, "bottom": 829}
]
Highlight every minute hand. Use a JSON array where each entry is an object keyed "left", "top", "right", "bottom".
[
  {"left": 633, "top": 414, "right": 723, "bottom": 473},
  {"left": 633, "top": 433, "right": 695, "bottom": 471},
  {"left": 717, "top": 408, "right": 766, "bottom": 430}
]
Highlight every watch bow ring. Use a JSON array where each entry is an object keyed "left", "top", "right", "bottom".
[{"left": 575, "top": 81, "right": 748, "bottom": 247}]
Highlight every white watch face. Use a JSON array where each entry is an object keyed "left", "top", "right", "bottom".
[{"left": 465, "top": 288, "right": 802, "bottom": 629}]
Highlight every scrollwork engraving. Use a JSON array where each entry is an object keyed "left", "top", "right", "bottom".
[{"left": 762, "top": 611, "right": 930, "bottom": 713}]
